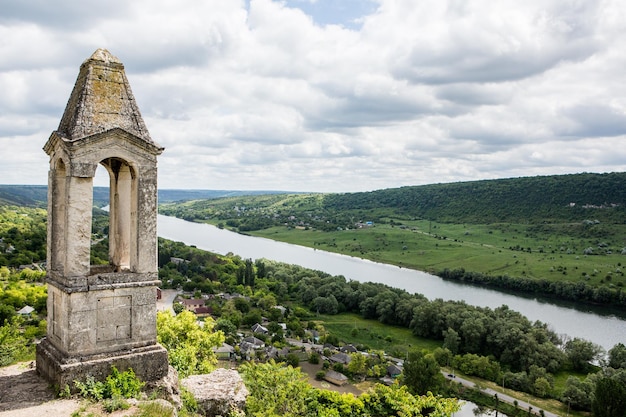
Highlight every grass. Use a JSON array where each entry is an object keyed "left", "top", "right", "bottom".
[
  {"left": 251, "top": 221, "right": 626, "bottom": 289},
  {"left": 315, "top": 312, "right": 441, "bottom": 356}
]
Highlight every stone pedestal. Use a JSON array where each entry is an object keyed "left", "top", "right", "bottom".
[{"left": 36, "top": 337, "right": 168, "bottom": 390}]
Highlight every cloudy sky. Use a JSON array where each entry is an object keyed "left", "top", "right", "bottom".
[{"left": 1, "top": 0, "right": 625, "bottom": 192}]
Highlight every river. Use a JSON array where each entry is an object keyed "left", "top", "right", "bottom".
[{"left": 157, "top": 214, "right": 626, "bottom": 351}]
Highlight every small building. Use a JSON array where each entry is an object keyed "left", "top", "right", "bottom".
[
  {"left": 251, "top": 323, "right": 268, "bottom": 334},
  {"left": 17, "top": 305, "right": 35, "bottom": 316},
  {"left": 340, "top": 344, "right": 358, "bottom": 353},
  {"left": 182, "top": 298, "right": 205, "bottom": 311},
  {"left": 272, "top": 305, "right": 287, "bottom": 316},
  {"left": 241, "top": 336, "right": 265, "bottom": 350},
  {"left": 214, "top": 343, "right": 235, "bottom": 360},
  {"left": 324, "top": 370, "right": 348, "bottom": 386},
  {"left": 329, "top": 352, "right": 352, "bottom": 365},
  {"left": 194, "top": 306, "right": 213, "bottom": 316},
  {"left": 240, "top": 336, "right": 265, "bottom": 359},
  {"left": 387, "top": 364, "right": 403, "bottom": 378}
]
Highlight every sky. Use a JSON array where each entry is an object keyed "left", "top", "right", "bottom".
[{"left": 1, "top": 0, "right": 625, "bottom": 193}]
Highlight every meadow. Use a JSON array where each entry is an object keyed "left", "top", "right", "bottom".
[{"left": 250, "top": 219, "right": 626, "bottom": 290}]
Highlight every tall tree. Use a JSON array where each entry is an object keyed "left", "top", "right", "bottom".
[
  {"left": 564, "top": 338, "right": 604, "bottom": 372},
  {"left": 245, "top": 258, "right": 255, "bottom": 287},
  {"left": 592, "top": 377, "right": 626, "bottom": 417},
  {"left": 402, "top": 349, "right": 445, "bottom": 395},
  {"left": 608, "top": 343, "right": 626, "bottom": 369}
]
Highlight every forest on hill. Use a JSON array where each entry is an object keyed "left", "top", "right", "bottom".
[{"left": 322, "top": 172, "right": 626, "bottom": 224}]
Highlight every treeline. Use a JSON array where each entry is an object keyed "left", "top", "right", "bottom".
[
  {"left": 438, "top": 267, "right": 626, "bottom": 308},
  {"left": 0, "top": 206, "right": 47, "bottom": 267},
  {"left": 323, "top": 172, "right": 626, "bottom": 223}
]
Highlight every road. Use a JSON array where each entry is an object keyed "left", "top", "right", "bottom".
[
  {"left": 443, "top": 372, "right": 560, "bottom": 417},
  {"left": 156, "top": 289, "right": 180, "bottom": 313}
]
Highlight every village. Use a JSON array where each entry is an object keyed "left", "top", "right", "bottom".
[{"left": 163, "top": 289, "right": 405, "bottom": 393}]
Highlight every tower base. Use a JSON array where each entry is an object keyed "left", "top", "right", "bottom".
[{"left": 36, "top": 337, "right": 169, "bottom": 390}]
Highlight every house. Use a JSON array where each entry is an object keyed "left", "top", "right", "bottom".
[
  {"left": 266, "top": 346, "right": 290, "bottom": 360},
  {"left": 329, "top": 352, "right": 352, "bottom": 365},
  {"left": 214, "top": 343, "right": 235, "bottom": 360},
  {"left": 340, "top": 344, "right": 358, "bottom": 353},
  {"left": 16, "top": 305, "right": 35, "bottom": 316},
  {"left": 251, "top": 323, "right": 268, "bottom": 334},
  {"left": 240, "top": 336, "right": 265, "bottom": 359},
  {"left": 272, "top": 305, "right": 287, "bottom": 316},
  {"left": 194, "top": 306, "right": 213, "bottom": 316},
  {"left": 324, "top": 370, "right": 348, "bottom": 386},
  {"left": 387, "top": 364, "right": 403, "bottom": 378},
  {"left": 241, "top": 336, "right": 265, "bottom": 350},
  {"left": 307, "top": 330, "right": 320, "bottom": 343},
  {"left": 181, "top": 298, "right": 205, "bottom": 311},
  {"left": 170, "top": 257, "right": 189, "bottom": 265}
]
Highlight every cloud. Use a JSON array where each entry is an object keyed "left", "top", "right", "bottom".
[{"left": 0, "top": 0, "right": 624, "bottom": 192}]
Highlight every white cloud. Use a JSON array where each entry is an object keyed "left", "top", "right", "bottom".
[{"left": 0, "top": 0, "right": 624, "bottom": 192}]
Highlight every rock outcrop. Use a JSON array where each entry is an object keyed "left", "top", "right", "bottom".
[{"left": 181, "top": 369, "right": 248, "bottom": 417}]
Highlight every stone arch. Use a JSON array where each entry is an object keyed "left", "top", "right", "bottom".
[{"left": 99, "top": 157, "right": 138, "bottom": 272}]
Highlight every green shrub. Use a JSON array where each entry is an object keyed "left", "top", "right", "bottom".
[
  {"left": 74, "top": 366, "right": 144, "bottom": 401},
  {"left": 181, "top": 387, "right": 198, "bottom": 413},
  {"left": 105, "top": 366, "right": 144, "bottom": 398},
  {"left": 74, "top": 376, "right": 106, "bottom": 401}
]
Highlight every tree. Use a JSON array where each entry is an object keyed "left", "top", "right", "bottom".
[
  {"left": 608, "top": 343, "right": 626, "bottom": 369},
  {"left": 156, "top": 310, "right": 224, "bottom": 378},
  {"left": 533, "top": 377, "right": 551, "bottom": 398},
  {"left": 362, "top": 384, "right": 460, "bottom": 417},
  {"left": 402, "top": 349, "right": 444, "bottom": 395},
  {"left": 564, "top": 338, "right": 604, "bottom": 372},
  {"left": 255, "top": 259, "right": 266, "bottom": 279},
  {"left": 239, "top": 360, "right": 310, "bottom": 417},
  {"left": 592, "top": 377, "right": 626, "bottom": 417},
  {"left": 312, "top": 295, "right": 338, "bottom": 315},
  {"left": 561, "top": 376, "right": 593, "bottom": 411},
  {"left": 215, "top": 317, "right": 237, "bottom": 335},
  {"left": 245, "top": 258, "right": 255, "bottom": 287},
  {"left": 0, "top": 316, "right": 29, "bottom": 366},
  {"left": 443, "top": 327, "right": 460, "bottom": 354},
  {"left": 172, "top": 302, "right": 184, "bottom": 315},
  {"left": 347, "top": 352, "right": 367, "bottom": 378}
]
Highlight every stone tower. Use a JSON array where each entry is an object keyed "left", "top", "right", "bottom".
[{"left": 37, "top": 49, "right": 168, "bottom": 388}]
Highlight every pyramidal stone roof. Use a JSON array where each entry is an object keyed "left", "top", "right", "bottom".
[{"left": 56, "top": 48, "right": 154, "bottom": 144}]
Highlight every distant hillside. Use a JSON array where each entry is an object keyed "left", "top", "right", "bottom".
[
  {"left": 0, "top": 185, "right": 110, "bottom": 207},
  {"left": 0, "top": 185, "right": 48, "bottom": 207},
  {"left": 158, "top": 189, "right": 295, "bottom": 202},
  {"left": 0, "top": 185, "right": 295, "bottom": 207},
  {"left": 323, "top": 172, "right": 626, "bottom": 223}
]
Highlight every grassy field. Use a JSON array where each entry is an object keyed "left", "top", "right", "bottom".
[
  {"left": 249, "top": 220, "right": 626, "bottom": 289},
  {"left": 313, "top": 312, "right": 439, "bottom": 357}
]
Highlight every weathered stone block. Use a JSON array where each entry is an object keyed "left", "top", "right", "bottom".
[{"left": 181, "top": 369, "right": 249, "bottom": 417}]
